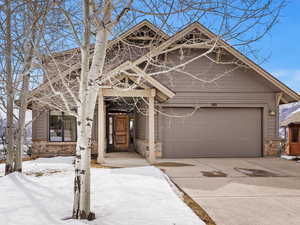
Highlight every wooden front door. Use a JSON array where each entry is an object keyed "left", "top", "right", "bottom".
[
  {"left": 289, "top": 125, "right": 300, "bottom": 155},
  {"left": 113, "top": 115, "right": 129, "bottom": 150}
]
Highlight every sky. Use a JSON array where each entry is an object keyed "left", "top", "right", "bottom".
[{"left": 254, "top": 1, "right": 300, "bottom": 93}]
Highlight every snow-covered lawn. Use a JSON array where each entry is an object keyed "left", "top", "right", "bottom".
[{"left": 0, "top": 157, "right": 204, "bottom": 225}]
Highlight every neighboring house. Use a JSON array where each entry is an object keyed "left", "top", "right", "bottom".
[{"left": 30, "top": 20, "right": 300, "bottom": 159}]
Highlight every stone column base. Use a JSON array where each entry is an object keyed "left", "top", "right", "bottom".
[{"left": 264, "top": 139, "right": 283, "bottom": 156}]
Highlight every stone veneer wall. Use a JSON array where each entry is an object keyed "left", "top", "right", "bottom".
[
  {"left": 135, "top": 138, "right": 282, "bottom": 158},
  {"left": 136, "top": 139, "right": 282, "bottom": 157},
  {"left": 264, "top": 139, "right": 282, "bottom": 156},
  {"left": 32, "top": 140, "right": 98, "bottom": 157},
  {"left": 33, "top": 139, "right": 281, "bottom": 157},
  {"left": 283, "top": 142, "right": 290, "bottom": 156},
  {"left": 135, "top": 139, "right": 162, "bottom": 158}
]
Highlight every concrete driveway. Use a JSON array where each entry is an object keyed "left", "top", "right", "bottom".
[{"left": 157, "top": 158, "right": 300, "bottom": 225}]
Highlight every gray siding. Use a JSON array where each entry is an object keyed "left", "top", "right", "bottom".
[
  {"left": 92, "top": 106, "right": 98, "bottom": 141},
  {"left": 32, "top": 106, "right": 48, "bottom": 140},
  {"left": 156, "top": 50, "right": 278, "bottom": 93},
  {"left": 135, "top": 110, "right": 159, "bottom": 141},
  {"left": 135, "top": 112, "right": 147, "bottom": 140}
]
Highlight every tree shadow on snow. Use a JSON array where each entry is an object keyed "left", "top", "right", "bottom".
[{"left": 9, "top": 173, "right": 71, "bottom": 224}]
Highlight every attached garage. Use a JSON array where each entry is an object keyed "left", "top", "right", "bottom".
[{"left": 162, "top": 107, "right": 262, "bottom": 158}]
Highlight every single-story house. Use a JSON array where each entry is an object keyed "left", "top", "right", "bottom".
[
  {"left": 281, "top": 110, "right": 300, "bottom": 155},
  {"left": 30, "top": 20, "right": 300, "bottom": 160}
]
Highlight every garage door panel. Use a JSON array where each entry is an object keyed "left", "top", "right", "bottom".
[{"left": 162, "top": 108, "right": 262, "bottom": 158}]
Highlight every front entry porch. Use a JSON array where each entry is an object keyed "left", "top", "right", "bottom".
[
  {"left": 94, "top": 67, "right": 174, "bottom": 164},
  {"left": 96, "top": 88, "right": 157, "bottom": 164}
]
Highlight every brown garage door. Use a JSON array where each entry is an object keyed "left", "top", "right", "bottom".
[{"left": 162, "top": 107, "right": 262, "bottom": 158}]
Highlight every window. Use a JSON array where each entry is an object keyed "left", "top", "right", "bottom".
[
  {"left": 291, "top": 127, "right": 299, "bottom": 143},
  {"left": 49, "top": 111, "right": 77, "bottom": 142},
  {"left": 108, "top": 116, "right": 113, "bottom": 145}
]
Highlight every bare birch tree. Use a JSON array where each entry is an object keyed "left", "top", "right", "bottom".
[
  {"left": 2, "top": 0, "right": 14, "bottom": 175},
  {"left": 0, "top": 0, "right": 60, "bottom": 173},
  {"left": 14, "top": 0, "right": 51, "bottom": 172},
  {"left": 25, "top": 0, "right": 285, "bottom": 220}
]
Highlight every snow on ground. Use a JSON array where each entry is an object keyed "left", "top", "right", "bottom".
[
  {"left": 0, "top": 145, "right": 4, "bottom": 160},
  {"left": 0, "top": 157, "right": 204, "bottom": 225}
]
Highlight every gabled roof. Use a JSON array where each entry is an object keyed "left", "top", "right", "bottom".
[
  {"left": 32, "top": 20, "right": 300, "bottom": 105},
  {"left": 31, "top": 20, "right": 168, "bottom": 97},
  {"left": 110, "top": 67, "right": 175, "bottom": 102},
  {"left": 131, "top": 65, "right": 175, "bottom": 99},
  {"left": 42, "top": 20, "right": 168, "bottom": 60},
  {"left": 111, "top": 21, "right": 300, "bottom": 103},
  {"left": 189, "top": 22, "right": 300, "bottom": 103},
  {"left": 109, "top": 19, "right": 169, "bottom": 46}
]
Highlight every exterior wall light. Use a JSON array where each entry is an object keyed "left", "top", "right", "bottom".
[{"left": 269, "top": 110, "right": 276, "bottom": 116}]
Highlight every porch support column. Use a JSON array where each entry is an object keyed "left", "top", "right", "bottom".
[
  {"left": 148, "top": 89, "right": 156, "bottom": 164},
  {"left": 97, "top": 88, "right": 105, "bottom": 164}
]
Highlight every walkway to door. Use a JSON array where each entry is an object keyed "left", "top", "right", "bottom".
[{"left": 101, "top": 152, "right": 150, "bottom": 167}]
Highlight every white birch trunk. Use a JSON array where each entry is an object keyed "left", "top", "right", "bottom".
[
  {"left": 4, "top": 0, "right": 15, "bottom": 175},
  {"left": 72, "top": 0, "right": 112, "bottom": 219},
  {"left": 14, "top": 40, "right": 33, "bottom": 172},
  {"left": 73, "top": 0, "right": 93, "bottom": 219},
  {"left": 72, "top": 0, "right": 90, "bottom": 216},
  {"left": 14, "top": 77, "right": 29, "bottom": 172}
]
